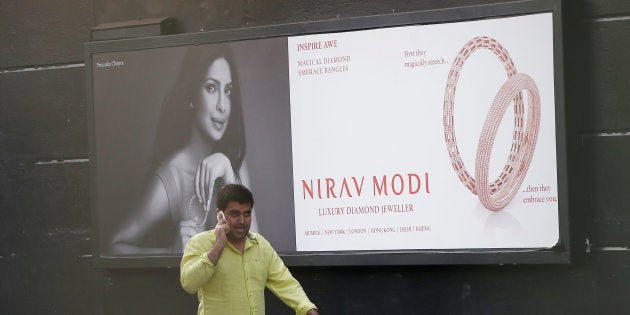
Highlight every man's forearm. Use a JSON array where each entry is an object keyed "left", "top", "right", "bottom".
[
  {"left": 180, "top": 236, "right": 226, "bottom": 293},
  {"left": 207, "top": 238, "right": 227, "bottom": 266}
]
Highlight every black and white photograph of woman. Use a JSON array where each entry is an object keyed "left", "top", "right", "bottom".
[{"left": 110, "top": 44, "right": 259, "bottom": 254}]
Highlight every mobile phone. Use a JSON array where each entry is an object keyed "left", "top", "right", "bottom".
[{"left": 217, "top": 211, "right": 226, "bottom": 222}]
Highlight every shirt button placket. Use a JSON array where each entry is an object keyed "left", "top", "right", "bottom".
[{"left": 242, "top": 255, "right": 254, "bottom": 314}]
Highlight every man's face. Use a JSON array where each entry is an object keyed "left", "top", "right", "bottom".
[{"left": 222, "top": 201, "right": 252, "bottom": 241}]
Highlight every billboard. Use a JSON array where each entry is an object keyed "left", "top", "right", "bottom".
[{"left": 86, "top": 0, "right": 568, "bottom": 267}]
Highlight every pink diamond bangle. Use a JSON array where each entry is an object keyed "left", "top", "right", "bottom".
[
  {"left": 443, "top": 36, "right": 541, "bottom": 211},
  {"left": 475, "top": 73, "right": 540, "bottom": 210}
]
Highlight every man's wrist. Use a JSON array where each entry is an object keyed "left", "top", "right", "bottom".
[{"left": 207, "top": 237, "right": 227, "bottom": 265}]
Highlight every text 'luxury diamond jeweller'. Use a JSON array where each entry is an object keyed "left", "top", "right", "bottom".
[{"left": 443, "top": 36, "right": 541, "bottom": 211}]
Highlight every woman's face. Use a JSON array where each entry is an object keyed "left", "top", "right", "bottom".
[{"left": 194, "top": 57, "right": 233, "bottom": 142}]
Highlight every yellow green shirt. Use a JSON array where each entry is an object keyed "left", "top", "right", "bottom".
[{"left": 180, "top": 230, "right": 317, "bottom": 315}]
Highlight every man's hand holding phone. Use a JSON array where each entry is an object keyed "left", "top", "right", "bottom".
[
  {"left": 207, "top": 211, "right": 229, "bottom": 265},
  {"left": 215, "top": 211, "right": 229, "bottom": 243}
]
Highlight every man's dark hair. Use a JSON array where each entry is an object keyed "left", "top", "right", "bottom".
[{"left": 216, "top": 184, "right": 254, "bottom": 211}]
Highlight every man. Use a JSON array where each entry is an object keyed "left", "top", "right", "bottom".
[{"left": 180, "top": 184, "right": 319, "bottom": 315}]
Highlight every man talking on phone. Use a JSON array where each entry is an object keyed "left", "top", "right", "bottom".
[{"left": 180, "top": 184, "right": 319, "bottom": 315}]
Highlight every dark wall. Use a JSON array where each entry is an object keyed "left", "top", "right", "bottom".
[{"left": 1, "top": 0, "right": 629, "bottom": 314}]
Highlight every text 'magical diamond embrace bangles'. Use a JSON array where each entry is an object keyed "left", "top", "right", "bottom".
[{"left": 443, "top": 36, "right": 541, "bottom": 211}]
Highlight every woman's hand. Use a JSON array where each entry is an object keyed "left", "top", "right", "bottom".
[{"left": 194, "top": 153, "right": 237, "bottom": 212}]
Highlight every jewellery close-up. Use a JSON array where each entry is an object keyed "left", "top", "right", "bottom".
[
  {"left": 443, "top": 36, "right": 541, "bottom": 211},
  {"left": 187, "top": 194, "right": 210, "bottom": 230}
]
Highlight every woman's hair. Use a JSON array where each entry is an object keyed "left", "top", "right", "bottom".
[{"left": 152, "top": 43, "right": 246, "bottom": 175}]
